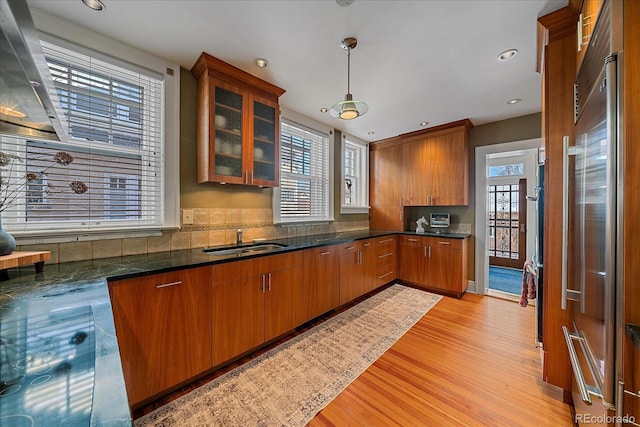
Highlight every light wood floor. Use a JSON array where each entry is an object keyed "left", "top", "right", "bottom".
[{"left": 310, "top": 292, "right": 574, "bottom": 427}]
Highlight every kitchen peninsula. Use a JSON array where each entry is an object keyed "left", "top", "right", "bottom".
[{"left": 0, "top": 229, "right": 469, "bottom": 424}]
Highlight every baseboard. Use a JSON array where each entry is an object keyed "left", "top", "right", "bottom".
[{"left": 466, "top": 280, "right": 476, "bottom": 294}]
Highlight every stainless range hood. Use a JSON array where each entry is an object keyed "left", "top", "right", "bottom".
[{"left": 0, "top": 0, "right": 67, "bottom": 141}]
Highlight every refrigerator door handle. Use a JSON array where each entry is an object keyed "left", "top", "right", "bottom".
[
  {"left": 561, "top": 136, "right": 582, "bottom": 310},
  {"left": 562, "top": 325, "right": 603, "bottom": 404}
]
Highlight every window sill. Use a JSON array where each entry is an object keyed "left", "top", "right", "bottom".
[
  {"left": 12, "top": 227, "right": 177, "bottom": 245},
  {"left": 340, "top": 206, "right": 370, "bottom": 214}
]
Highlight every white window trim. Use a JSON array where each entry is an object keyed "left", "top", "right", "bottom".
[
  {"left": 9, "top": 10, "right": 181, "bottom": 244},
  {"left": 273, "top": 108, "right": 334, "bottom": 224},
  {"left": 340, "top": 133, "right": 370, "bottom": 214}
]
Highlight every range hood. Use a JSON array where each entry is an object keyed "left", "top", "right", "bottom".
[{"left": 0, "top": 0, "right": 67, "bottom": 141}]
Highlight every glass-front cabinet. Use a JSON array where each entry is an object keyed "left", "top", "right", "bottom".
[{"left": 192, "top": 52, "right": 285, "bottom": 187}]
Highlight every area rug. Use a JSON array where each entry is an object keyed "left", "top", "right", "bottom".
[{"left": 135, "top": 284, "right": 442, "bottom": 427}]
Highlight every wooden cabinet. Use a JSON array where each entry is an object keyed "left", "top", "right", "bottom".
[
  {"left": 370, "top": 138, "right": 404, "bottom": 230},
  {"left": 399, "top": 235, "right": 429, "bottom": 286},
  {"left": 303, "top": 245, "right": 340, "bottom": 320},
  {"left": 211, "top": 251, "right": 303, "bottom": 365},
  {"left": 372, "top": 236, "right": 397, "bottom": 288},
  {"left": 108, "top": 267, "right": 212, "bottom": 406},
  {"left": 339, "top": 241, "right": 366, "bottom": 305},
  {"left": 576, "top": 0, "right": 604, "bottom": 73},
  {"left": 191, "top": 52, "right": 285, "bottom": 187},
  {"left": 399, "top": 235, "right": 468, "bottom": 297},
  {"left": 402, "top": 121, "right": 471, "bottom": 206}
]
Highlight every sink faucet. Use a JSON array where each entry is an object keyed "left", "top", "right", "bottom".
[{"left": 236, "top": 228, "right": 242, "bottom": 245}]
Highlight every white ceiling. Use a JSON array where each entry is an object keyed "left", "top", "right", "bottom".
[{"left": 27, "top": 0, "right": 567, "bottom": 142}]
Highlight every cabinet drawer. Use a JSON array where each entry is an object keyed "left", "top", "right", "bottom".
[
  {"left": 400, "top": 235, "right": 428, "bottom": 246},
  {"left": 428, "top": 237, "right": 463, "bottom": 250}
]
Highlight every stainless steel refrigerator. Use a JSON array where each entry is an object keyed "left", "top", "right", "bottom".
[{"left": 561, "top": 0, "right": 623, "bottom": 423}]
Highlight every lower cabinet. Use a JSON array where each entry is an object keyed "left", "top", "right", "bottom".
[
  {"left": 303, "top": 246, "right": 340, "bottom": 320},
  {"left": 339, "top": 241, "right": 366, "bottom": 305},
  {"left": 399, "top": 235, "right": 468, "bottom": 297},
  {"left": 211, "top": 251, "right": 303, "bottom": 366},
  {"left": 373, "top": 236, "right": 397, "bottom": 288},
  {"left": 108, "top": 267, "right": 213, "bottom": 407}
]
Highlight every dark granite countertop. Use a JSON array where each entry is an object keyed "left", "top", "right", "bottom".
[
  {"left": 0, "top": 229, "right": 470, "bottom": 426},
  {"left": 626, "top": 324, "right": 640, "bottom": 350}
]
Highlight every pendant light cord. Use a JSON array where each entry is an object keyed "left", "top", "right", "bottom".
[{"left": 346, "top": 47, "right": 351, "bottom": 94}]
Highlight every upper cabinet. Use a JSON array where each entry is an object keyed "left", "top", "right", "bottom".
[
  {"left": 576, "top": 0, "right": 604, "bottom": 73},
  {"left": 401, "top": 120, "right": 471, "bottom": 206},
  {"left": 191, "top": 52, "right": 285, "bottom": 187}
]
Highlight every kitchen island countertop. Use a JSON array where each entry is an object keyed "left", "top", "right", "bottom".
[{"left": 0, "top": 229, "right": 470, "bottom": 425}]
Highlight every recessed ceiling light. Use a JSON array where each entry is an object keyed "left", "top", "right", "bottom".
[
  {"left": 368, "top": 131, "right": 375, "bottom": 135},
  {"left": 320, "top": 108, "right": 328, "bottom": 113},
  {"left": 255, "top": 58, "right": 268, "bottom": 68},
  {"left": 336, "top": 0, "right": 355, "bottom": 6},
  {"left": 498, "top": 49, "right": 518, "bottom": 61},
  {"left": 507, "top": 98, "right": 522, "bottom": 104},
  {"left": 419, "top": 121, "right": 429, "bottom": 126},
  {"left": 82, "top": 0, "right": 106, "bottom": 11}
]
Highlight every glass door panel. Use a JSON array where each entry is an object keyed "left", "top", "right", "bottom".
[
  {"left": 214, "top": 86, "right": 243, "bottom": 178},
  {"left": 252, "top": 100, "right": 275, "bottom": 182}
]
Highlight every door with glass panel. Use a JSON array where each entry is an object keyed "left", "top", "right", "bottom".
[{"left": 488, "top": 176, "right": 527, "bottom": 269}]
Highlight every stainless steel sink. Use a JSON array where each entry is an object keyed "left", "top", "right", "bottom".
[{"left": 203, "top": 243, "right": 288, "bottom": 256}]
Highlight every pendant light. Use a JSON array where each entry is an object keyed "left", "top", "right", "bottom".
[{"left": 329, "top": 37, "right": 368, "bottom": 120}]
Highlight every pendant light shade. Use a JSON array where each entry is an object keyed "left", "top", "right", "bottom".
[{"left": 329, "top": 37, "right": 368, "bottom": 120}]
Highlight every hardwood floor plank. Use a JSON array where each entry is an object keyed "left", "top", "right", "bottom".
[{"left": 309, "top": 292, "right": 573, "bottom": 426}]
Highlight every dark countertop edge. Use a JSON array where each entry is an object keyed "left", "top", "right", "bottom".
[
  {"left": 105, "top": 230, "right": 471, "bottom": 282},
  {"left": 626, "top": 324, "right": 640, "bottom": 349}
]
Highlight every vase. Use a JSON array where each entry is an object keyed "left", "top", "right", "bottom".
[{"left": 0, "top": 216, "right": 16, "bottom": 256}]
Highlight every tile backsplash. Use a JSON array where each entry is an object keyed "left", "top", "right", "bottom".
[{"left": 18, "top": 208, "right": 369, "bottom": 264}]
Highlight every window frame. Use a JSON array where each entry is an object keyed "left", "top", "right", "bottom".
[
  {"left": 273, "top": 109, "right": 334, "bottom": 225},
  {"left": 3, "top": 14, "right": 180, "bottom": 244},
  {"left": 340, "top": 133, "right": 370, "bottom": 214}
]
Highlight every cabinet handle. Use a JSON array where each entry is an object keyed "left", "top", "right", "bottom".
[
  {"left": 346, "top": 246, "right": 356, "bottom": 251},
  {"left": 408, "top": 238, "right": 418, "bottom": 242},
  {"left": 378, "top": 238, "right": 393, "bottom": 244},
  {"left": 378, "top": 253, "right": 392, "bottom": 259},
  {"left": 268, "top": 272, "right": 271, "bottom": 292},
  {"left": 438, "top": 241, "right": 451, "bottom": 245},
  {"left": 378, "top": 271, "right": 393, "bottom": 279},
  {"left": 320, "top": 251, "right": 331, "bottom": 256},
  {"left": 261, "top": 274, "right": 266, "bottom": 293},
  {"left": 363, "top": 242, "right": 371, "bottom": 247},
  {"left": 357, "top": 251, "right": 362, "bottom": 264},
  {"left": 156, "top": 280, "right": 182, "bottom": 289}
]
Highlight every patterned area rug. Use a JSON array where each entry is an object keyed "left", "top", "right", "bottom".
[{"left": 135, "top": 284, "right": 442, "bottom": 427}]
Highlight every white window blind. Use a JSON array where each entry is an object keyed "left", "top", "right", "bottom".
[
  {"left": 0, "top": 39, "right": 164, "bottom": 233},
  {"left": 276, "top": 120, "right": 330, "bottom": 222}
]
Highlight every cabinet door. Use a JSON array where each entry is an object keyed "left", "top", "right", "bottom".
[
  {"left": 339, "top": 242, "right": 364, "bottom": 305},
  {"left": 430, "top": 128, "right": 469, "bottom": 206},
  {"left": 212, "top": 275, "right": 264, "bottom": 365},
  {"left": 370, "top": 142, "right": 404, "bottom": 230},
  {"left": 109, "top": 267, "right": 212, "bottom": 406},
  {"left": 251, "top": 96, "right": 279, "bottom": 186},
  {"left": 427, "top": 237, "right": 468, "bottom": 297},
  {"left": 264, "top": 264, "right": 303, "bottom": 341},
  {"left": 360, "top": 239, "right": 377, "bottom": 294},
  {"left": 399, "top": 236, "right": 429, "bottom": 287},
  {"left": 212, "top": 82, "right": 245, "bottom": 183},
  {"left": 402, "top": 137, "right": 433, "bottom": 206},
  {"left": 303, "top": 246, "right": 340, "bottom": 320}
]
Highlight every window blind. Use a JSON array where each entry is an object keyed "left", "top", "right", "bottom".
[
  {"left": 0, "top": 39, "right": 164, "bottom": 232},
  {"left": 278, "top": 120, "right": 330, "bottom": 222}
]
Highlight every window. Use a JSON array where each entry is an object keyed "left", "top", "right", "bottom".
[
  {"left": 488, "top": 162, "right": 524, "bottom": 177},
  {"left": 341, "top": 134, "right": 369, "bottom": 214},
  {"left": 274, "top": 118, "right": 332, "bottom": 223},
  {"left": 0, "top": 37, "right": 165, "bottom": 234}
]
